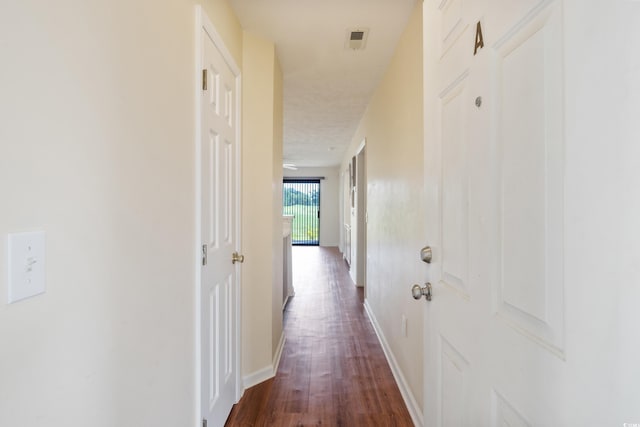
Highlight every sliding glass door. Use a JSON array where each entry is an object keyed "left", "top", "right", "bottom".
[{"left": 283, "top": 179, "right": 320, "bottom": 246}]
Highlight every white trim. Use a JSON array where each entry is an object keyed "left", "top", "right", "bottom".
[
  {"left": 242, "top": 335, "right": 286, "bottom": 390},
  {"left": 356, "top": 137, "right": 367, "bottom": 155},
  {"left": 194, "top": 8, "right": 203, "bottom": 424},
  {"left": 243, "top": 366, "right": 274, "bottom": 391},
  {"left": 364, "top": 299, "right": 424, "bottom": 427},
  {"left": 354, "top": 139, "right": 367, "bottom": 292},
  {"left": 282, "top": 295, "right": 292, "bottom": 309},
  {"left": 195, "top": 5, "right": 243, "bottom": 424},
  {"left": 198, "top": 8, "right": 241, "bottom": 76},
  {"left": 272, "top": 333, "right": 286, "bottom": 374}
]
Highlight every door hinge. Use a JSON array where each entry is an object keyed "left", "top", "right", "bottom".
[
  {"left": 317, "top": 210, "right": 320, "bottom": 219},
  {"left": 202, "top": 69, "right": 208, "bottom": 91},
  {"left": 202, "top": 418, "right": 207, "bottom": 427},
  {"left": 202, "top": 244, "right": 208, "bottom": 266}
]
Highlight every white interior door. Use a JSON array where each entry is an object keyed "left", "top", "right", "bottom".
[
  {"left": 198, "top": 8, "right": 241, "bottom": 427},
  {"left": 422, "top": 0, "right": 640, "bottom": 425}
]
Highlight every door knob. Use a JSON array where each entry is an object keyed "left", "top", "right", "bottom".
[
  {"left": 232, "top": 252, "right": 245, "bottom": 264},
  {"left": 412, "top": 283, "right": 432, "bottom": 301},
  {"left": 420, "top": 246, "right": 433, "bottom": 264}
]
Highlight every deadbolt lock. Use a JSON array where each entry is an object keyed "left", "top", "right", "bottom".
[{"left": 420, "top": 246, "right": 433, "bottom": 264}]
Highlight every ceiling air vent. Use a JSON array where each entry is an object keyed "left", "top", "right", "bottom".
[{"left": 345, "top": 28, "right": 369, "bottom": 50}]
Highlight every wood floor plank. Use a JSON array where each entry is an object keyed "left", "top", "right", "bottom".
[{"left": 225, "top": 247, "right": 414, "bottom": 426}]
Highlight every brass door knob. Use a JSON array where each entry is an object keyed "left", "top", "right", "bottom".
[{"left": 232, "top": 252, "right": 245, "bottom": 264}]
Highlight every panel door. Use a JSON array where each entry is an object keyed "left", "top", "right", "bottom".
[
  {"left": 422, "top": 0, "right": 566, "bottom": 425},
  {"left": 200, "top": 17, "right": 239, "bottom": 427}
]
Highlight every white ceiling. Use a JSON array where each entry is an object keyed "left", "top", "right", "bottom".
[{"left": 229, "top": 0, "right": 418, "bottom": 168}]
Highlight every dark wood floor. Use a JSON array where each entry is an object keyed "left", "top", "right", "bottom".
[{"left": 225, "top": 247, "right": 414, "bottom": 426}]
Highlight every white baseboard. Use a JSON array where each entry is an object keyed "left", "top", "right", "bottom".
[
  {"left": 242, "top": 365, "right": 273, "bottom": 390},
  {"left": 364, "top": 300, "right": 424, "bottom": 427},
  {"left": 273, "top": 333, "right": 286, "bottom": 373},
  {"left": 242, "top": 334, "right": 286, "bottom": 390},
  {"left": 283, "top": 294, "right": 295, "bottom": 310}
]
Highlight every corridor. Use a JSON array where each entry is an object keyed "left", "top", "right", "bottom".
[{"left": 226, "top": 247, "right": 413, "bottom": 426}]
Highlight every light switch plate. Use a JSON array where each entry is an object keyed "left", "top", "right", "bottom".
[{"left": 8, "top": 231, "right": 46, "bottom": 303}]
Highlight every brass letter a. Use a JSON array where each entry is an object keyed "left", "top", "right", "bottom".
[{"left": 474, "top": 21, "right": 485, "bottom": 55}]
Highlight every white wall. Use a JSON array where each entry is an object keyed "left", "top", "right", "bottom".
[
  {"left": 340, "top": 2, "right": 424, "bottom": 414},
  {"left": 561, "top": 0, "right": 640, "bottom": 419},
  {"left": 284, "top": 167, "right": 340, "bottom": 247}
]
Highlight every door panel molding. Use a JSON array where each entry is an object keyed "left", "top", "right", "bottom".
[
  {"left": 492, "top": 389, "right": 532, "bottom": 427},
  {"left": 439, "top": 0, "right": 467, "bottom": 57},
  {"left": 493, "top": 2, "right": 565, "bottom": 357},
  {"left": 438, "top": 335, "right": 470, "bottom": 427},
  {"left": 439, "top": 74, "right": 470, "bottom": 298}
]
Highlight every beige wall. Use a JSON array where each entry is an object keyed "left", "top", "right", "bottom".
[
  {"left": 241, "top": 31, "right": 284, "bottom": 384},
  {"left": 341, "top": 2, "right": 425, "bottom": 412},
  {"left": 272, "top": 55, "right": 285, "bottom": 363},
  {"left": 0, "top": 0, "right": 242, "bottom": 425},
  {"left": 201, "top": 0, "right": 243, "bottom": 67},
  {"left": 0, "top": 0, "right": 286, "bottom": 424}
]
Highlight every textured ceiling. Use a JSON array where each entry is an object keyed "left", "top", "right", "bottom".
[{"left": 229, "top": 0, "right": 417, "bottom": 167}]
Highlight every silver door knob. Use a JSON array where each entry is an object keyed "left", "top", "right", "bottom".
[
  {"left": 232, "top": 252, "right": 245, "bottom": 264},
  {"left": 412, "top": 283, "right": 432, "bottom": 301}
]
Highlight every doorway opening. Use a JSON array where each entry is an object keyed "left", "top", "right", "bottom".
[{"left": 283, "top": 179, "right": 320, "bottom": 246}]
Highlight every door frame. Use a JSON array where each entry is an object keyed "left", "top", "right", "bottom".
[
  {"left": 282, "top": 179, "right": 321, "bottom": 246},
  {"left": 355, "top": 139, "right": 367, "bottom": 291},
  {"left": 194, "top": 5, "right": 243, "bottom": 423}
]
